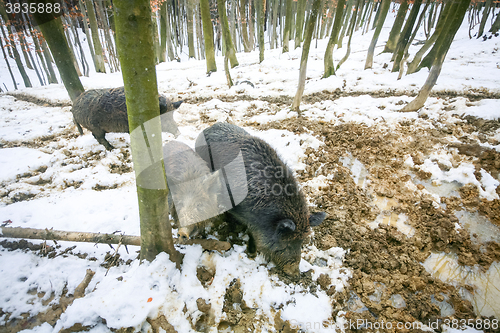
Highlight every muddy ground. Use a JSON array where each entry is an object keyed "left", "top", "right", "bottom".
[{"left": 1, "top": 94, "right": 500, "bottom": 332}]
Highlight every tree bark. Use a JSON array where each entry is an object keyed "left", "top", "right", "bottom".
[
  {"left": 407, "top": 2, "right": 451, "bottom": 75},
  {"left": 0, "top": 23, "right": 17, "bottom": 90},
  {"left": 29, "top": 0, "right": 84, "bottom": 102},
  {"left": 84, "top": 0, "right": 106, "bottom": 73},
  {"left": 364, "top": 0, "right": 390, "bottom": 69},
  {"left": 114, "top": 0, "right": 183, "bottom": 266},
  {"left": 95, "top": 0, "right": 118, "bottom": 72},
  {"left": 256, "top": 0, "right": 265, "bottom": 62},
  {"left": 418, "top": 1, "right": 458, "bottom": 72},
  {"left": 0, "top": 227, "right": 231, "bottom": 252},
  {"left": 79, "top": 0, "right": 96, "bottom": 66},
  {"left": 489, "top": 10, "right": 500, "bottom": 34},
  {"left": 187, "top": 0, "right": 196, "bottom": 58},
  {"left": 478, "top": 0, "right": 492, "bottom": 38},
  {"left": 282, "top": 0, "right": 293, "bottom": 52},
  {"left": 323, "top": 0, "right": 346, "bottom": 78},
  {"left": 337, "top": 0, "right": 361, "bottom": 70},
  {"left": 292, "top": 0, "right": 322, "bottom": 112},
  {"left": 217, "top": 0, "right": 239, "bottom": 67},
  {"left": 396, "top": 0, "right": 430, "bottom": 79},
  {"left": 0, "top": 2, "right": 32, "bottom": 88},
  {"left": 391, "top": 0, "right": 422, "bottom": 72},
  {"left": 294, "top": 0, "right": 307, "bottom": 47},
  {"left": 337, "top": 0, "right": 354, "bottom": 49},
  {"left": 200, "top": 0, "right": 217, "bottom": 72},
  {"left": 382, "top": 0, "right": 408, "bottom": 53},
  {"left": 37, "top": 27, "right": 58, "bottom": 84}
]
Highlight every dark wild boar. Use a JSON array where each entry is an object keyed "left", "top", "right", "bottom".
[
  {"left": 71, "top": 87, "right": 182, "bottom": 150},
  {"left": 195, "top": 122, "right": 326, "bottom": 276}
]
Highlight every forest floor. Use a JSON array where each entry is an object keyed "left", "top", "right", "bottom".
[{"left": 1, "top": 89, "right": 500, "bottom": 332}]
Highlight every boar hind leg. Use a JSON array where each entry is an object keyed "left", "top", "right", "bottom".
[
  {"left": 92, "top": 130, "right": 114, "bottom": 150},
  {"left": 73, "top": 117, "right": 84, "bottom": 135}
]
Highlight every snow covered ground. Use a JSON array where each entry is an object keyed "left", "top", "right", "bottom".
[{"left": 1, "top": 7, "right": 499, "bottom": 333}]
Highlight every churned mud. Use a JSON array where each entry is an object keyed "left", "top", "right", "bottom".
[{"left": 246, "top": 110, "right": 499, "bottom": 332}]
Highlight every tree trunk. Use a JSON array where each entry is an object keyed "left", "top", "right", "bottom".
[
  {"left": 61, "top": 16, "right": 83, "bottom": 77},
  {"left": 196, "top": 4, "right": 204, "bottom": 59},
  {"left": 85, "top": 0, "right": 106, "bottom": 73},
  {"left": 166, "top": 2, "right": 177, "bottom": 61},
  {"left": 79, "top": 0, "right": 96, "bottom": 65},
  {"left": 371, "top": 0, "right": 381, "bottom": 30},
  {"left": 320, "top": 0, "right": 332, "bottom": 38},
  {"left": 29, "top": 0, "right": 84, "bottom": 102},
  {"left": 31, "top": 27, "right": 52, "bottom": 82},
  {"left": 200, "top": 0, "right": 217, "bottom": 72},
  {"left": 152, "top": 10, "right": 160, "bottom": 63},
  {"left": 0, "top": 24, "right": 17, "bottom": 90},
  {"left": 400, "top": 0, "right": 471, "bottom": 112},
  {"left": 282, "top": 0, "right": 293, "bottom": 52},
  {"left": 294, "top": 0, "right": 307, "bottom": 48},
  {"left": 358, "top": 0, "right": 372, "bottom": 32},
  {"left": 239, "top": 0, "right": 252, "bottom": 51},
  {"left": 362, "top": 0, "right": 374, "bottom": 34},
  {"left": 323, "top": 0, "right": 345, "bottom": 78},
  {"left": 248, "top": 0, "right": 255, "bottom": 49},
  {"left": 382, "top": 0, "right": 408, "bottom": 53},
  {"left": 187, "top": 0, "right": 196, "bottom": 58},
  {"left": 391, "top": 0, "right": 422, "bottom": 72},
  {"left": 95, "top": 0, "right": 118, "bottom": 72},
  {"left": 159, "top": 1, "right": 167, "bottom": 62},
  {"left": 396, "top": 1, "right": 430, "bottom": 79},
  {"left": 489, "top": 10, "right": 500, "bottom": 34},
  {"left": 292, "top": 0, "right": 322, "bottom": 113},
  {"left": 364, "top": 0, "right": 390, "bottom": 69},
  {"left": 256, "top": 0, "right": 265, "bottom": 62},
  {"left": 217, "top": 0, "right": 239, "bottom": 67},
  {"left": 270, "top": 0, "right": 279, "bottom": 49},
  {"left": 0, "top": 3, "right": 32, "bottom": 88},
  {"left": 18, "top": 28, "right": 34, "bottom": 70},
  {"left": 418, "top": 1, "right": 458, "bottom": 72},
  {"left": 407, "top": 2, "right": 451, "bottom": 74},
  {"left": 337, "top": 0, "right": 361, "bottom": 70},
  {"left": 478, "top": 0, "right": 492, "bottom": 38},
  {"left": 229, "top": 0, "right": 238, "bottom": 52},
  {"left": 65, "top": 11, "right": 90, "bottom": 77},
  {"left": 37, "top": 27, "right": 58, "bottom": 84},
  {"left": 337, "top": 0, "right": 354, "bottom": 48},
  {"left": 114, "top": 0, "right": 183, "bottom": 266}
]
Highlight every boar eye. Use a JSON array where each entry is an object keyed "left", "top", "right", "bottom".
[{"left": 276, "top": 219, "right": 296, "bottom": 233}]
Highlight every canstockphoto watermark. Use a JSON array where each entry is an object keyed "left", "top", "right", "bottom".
[
  {"left": 290, "top": 319, "right": 458, "bottom": 330},
  {"left": 250, "top": 162, "right": 297, "bottom": 197}
]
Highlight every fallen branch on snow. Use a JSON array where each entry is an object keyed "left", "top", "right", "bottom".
[{"left": 0, "top": 226, "right": 232, "bottom": 252}]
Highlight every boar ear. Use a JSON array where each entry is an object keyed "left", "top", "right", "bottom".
[
  {"left": 276, "top": 219, "right": 296, "bottom": 234},
  {"left": 309, "top": 212, "right": 326, "bottom": 227}
]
